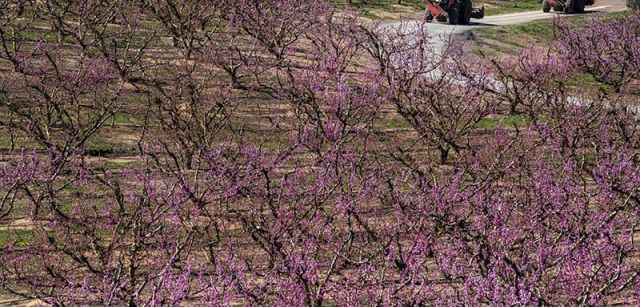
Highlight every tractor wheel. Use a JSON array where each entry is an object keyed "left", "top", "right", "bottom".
[
  {"left": 574, "top": 0, "right": 585, "bottom": 13},
  {"left": 425, "top": 11, "right": 434, "bottom": 22},
  {"left": 459, "top": 1, "right": 472, "bottom": 25},
  {"left": 543, "top": 0, "right": 551, "bottom": 12},
  {"left": 448, "top": 3, "right": 460, "bottom": 25}
]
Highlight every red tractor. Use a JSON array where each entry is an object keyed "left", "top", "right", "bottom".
[
  {"left": 542, "top": 0, "right": 595, "bottom": 13},
  {"left": 425, "top": 0, "right": 485, "bottom": 25}
]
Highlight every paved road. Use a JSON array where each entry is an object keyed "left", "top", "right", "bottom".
[
  {"left": 389, "top": 0, "right": 628, "bottom": 52},
  {"left": 381, "top": 0, "right": 640, "bottom": 116}
]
